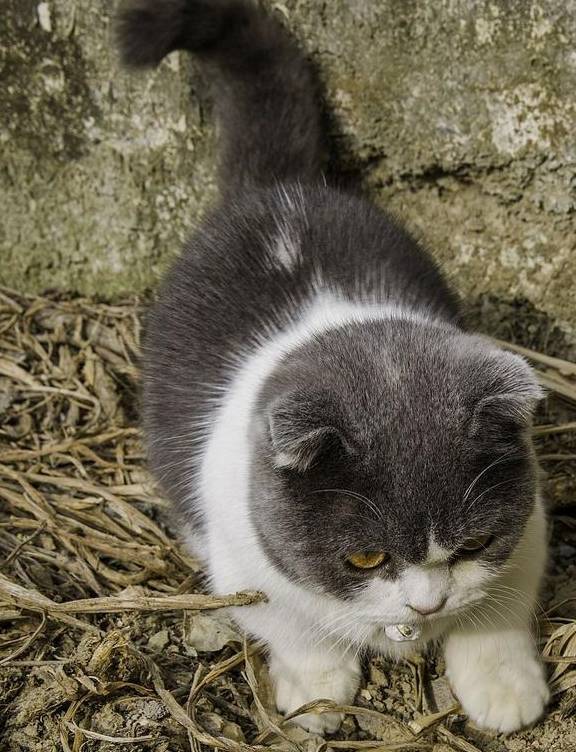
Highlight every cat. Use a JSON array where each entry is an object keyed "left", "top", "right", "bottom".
[{"left": 116, "top": 0, "right": 549, "bottom": 735}]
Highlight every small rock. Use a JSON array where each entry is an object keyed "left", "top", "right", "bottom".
[
  {"left": 222, "top": 721, "right": 245, "bottom": 743},
  {"left": 426, "top": 676, "right": 457, "bottom": 714},
  {"left": 185, "top": 612, "right": 241, "bottom": 652},
  {"left": 147, "top": 629, "right": 170, "bottom": 652},
  {"left": 369, "top": 662, "right": 389, "bottom": 687},
  {"left": 356, "top": 711, "right": 411, "bottom": 743},
  {"left": 198, "top": 712, "right": 224, "bottom": 735},
  {"left": 282, "top": 724, "right": 325, "bottom": 747},
  {"left": 141, "top": 700, "right": 168, "bottom": 721},
  {"left": 399, "top": 681, "right": 412, "bottom": 695}
]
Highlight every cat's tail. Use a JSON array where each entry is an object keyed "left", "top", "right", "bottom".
[{"left": 116, "top": 0, "right": 324, "bottom": 192}]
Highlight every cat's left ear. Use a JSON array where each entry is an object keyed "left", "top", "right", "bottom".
[
  {"left": 267, "top": 392, "right": 355, "bottom": 472},
  {"left": 472, "top": 351, "right": 544, "bottom": 437}
]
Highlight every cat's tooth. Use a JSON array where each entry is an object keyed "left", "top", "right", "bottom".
[{"left": 384, "top": 623, "right": 421, "bottom": 642}]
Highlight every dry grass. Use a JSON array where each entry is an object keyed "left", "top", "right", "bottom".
[{"left": 1, "top": 286, "right": 575, "bottom": 752}]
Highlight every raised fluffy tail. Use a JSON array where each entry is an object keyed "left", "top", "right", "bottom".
[{"left": 116, "top": 0, "right": 324, "bottom": 190}]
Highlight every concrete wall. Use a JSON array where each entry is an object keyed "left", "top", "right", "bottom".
[{"left": 2, "top": 1, "right": 575, "bottom": 333}]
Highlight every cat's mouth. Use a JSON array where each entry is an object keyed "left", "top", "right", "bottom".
[{"left": 370, "top": 605, "right": 461, "bottom": 633}]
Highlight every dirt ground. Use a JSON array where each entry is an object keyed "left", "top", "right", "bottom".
[{"left": 1, "top": 287, "right": 575, "bottom": 752}]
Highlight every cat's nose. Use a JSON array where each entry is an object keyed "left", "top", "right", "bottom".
[{"left": 407, "top": 597, "right": 447, "bottom": 616}]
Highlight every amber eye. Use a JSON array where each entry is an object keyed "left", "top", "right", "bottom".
[
  {"left": 346, "top": 551, "right": 388, "bottom": 570},
  {"left": 459, "top": 535, "right": 494, "bottom": 554}
]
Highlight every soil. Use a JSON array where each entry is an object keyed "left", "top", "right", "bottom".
[{"left": 0, "top": 288, "right": 575, "bottom": 752}]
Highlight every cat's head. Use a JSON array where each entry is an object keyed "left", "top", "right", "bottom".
[{"left": 250, "top": 319, "right": 543, "bottom": 627}]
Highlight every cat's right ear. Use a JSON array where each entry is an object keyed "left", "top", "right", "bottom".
[
  {"left": 267, "top": 392, "right": 354, "bottom": 472},
  {"left": 470, "top": 350, "right": 544, "bottom": 446}
]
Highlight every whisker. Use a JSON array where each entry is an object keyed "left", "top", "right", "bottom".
[
  {"left": 464, "top": 476, "right": 528, "bottom": 516},
  {"left": 307, "top": 488, "right": 385, "bottom": 523},
  {"left": 462, "top": 449, "right": 523, "bottom": 504}
]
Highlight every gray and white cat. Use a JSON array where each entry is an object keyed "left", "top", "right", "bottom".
[{"left": 117, "top": 0, "right": 549, "bottom": 734}]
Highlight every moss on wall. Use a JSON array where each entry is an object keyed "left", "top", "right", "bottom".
[{"left": 1, "top": 1, "right": 575, "bottom": 333}]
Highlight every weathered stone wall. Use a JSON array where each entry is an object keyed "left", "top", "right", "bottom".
[{"left": 2, "top": 1, "right": 575, "bottom": 333}]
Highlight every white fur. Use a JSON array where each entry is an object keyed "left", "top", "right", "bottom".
[
  {"left": 272, "top": 227, "right": 300, "bottom": 271},
  {"left": 270, "top": 648, "right": 361, "bottom": 734},
  {"left": 445, "top": 496, "right": 549, "bottom": 733},
  {"left": 194, "top": 291, "right": 548, "bottom": 734},
  {"left": 427, "top": 534, "right": 453, "bottom": 563},
  {"left": 270, "top": 183, "right": 307, "bottom": 271}
]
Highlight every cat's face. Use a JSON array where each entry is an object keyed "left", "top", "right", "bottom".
[{"left": 251, "top": 320, "right": 542, "bottom": 628}]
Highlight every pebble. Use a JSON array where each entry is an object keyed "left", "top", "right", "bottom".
[{"left": 146, "top": 629, "right": 170, "bottom": 652}]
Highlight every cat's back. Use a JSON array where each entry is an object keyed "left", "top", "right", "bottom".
[
  {"left": 142, "top": 183, "right": 459, "bottom": 521},
  {"left": 147, "top": 183, "right": 457, "bottom": 355}
]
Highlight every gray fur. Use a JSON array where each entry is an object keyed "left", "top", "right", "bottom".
[
  {"left": 251, "top": 322, "right": 541, "bottom": 597},
  {"left": 116, "top": 0, "right": 543, "bottom": 598}
]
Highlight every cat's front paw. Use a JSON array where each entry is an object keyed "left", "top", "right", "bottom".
[
  {"left": 448, "top": 652, "right": 549, "bottom": 733},
  {"left": 270, "top": 656, "right": 360, "bottom": 735}
]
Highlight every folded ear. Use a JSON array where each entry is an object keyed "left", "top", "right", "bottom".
[
  {"left": 471, "top": 351, "right": 544, "bottom": 441},
  {"left": 268, "top": 391, "right": 354, "bottom": 472}
]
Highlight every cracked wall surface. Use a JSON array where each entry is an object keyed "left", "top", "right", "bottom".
[{"left": 1, "top": 0, "right": 575, "bottom": 335}]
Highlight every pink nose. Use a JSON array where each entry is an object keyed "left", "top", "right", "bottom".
[{"left": 408, "top": 597, "right": 447, "bottom": 616}]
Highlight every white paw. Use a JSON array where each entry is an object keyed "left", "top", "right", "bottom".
[
  {"left": 270, "top": 656, "right": 360, "bottom": 735},
  {"left": 448, "top": 654, "right": 549, "bottom": 733}
]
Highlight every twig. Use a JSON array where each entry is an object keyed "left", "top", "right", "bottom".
[
  {"left": 0, "top": 612, "right": 46, "bottom": 666},
  {"left": 0, "top": 523, "right": 46, "bottom": 570},
  {"left": 436, "top": 725, "right": 482, "bottom": 752},
  {"left": 0, "top": 573, "right": 265, "bottom": 614},
  {"left": 491, "top": 338, "right": 576, "bottom": 377},
  {"left": 64, "top": 722, "right": 155, "bottom": 743}
]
